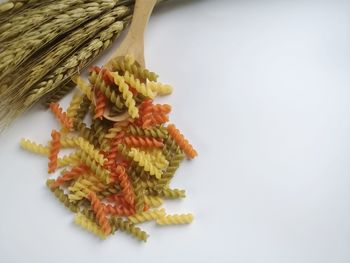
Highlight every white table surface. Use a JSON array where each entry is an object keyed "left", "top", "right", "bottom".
[{"left": 1, "top": 0, "right": 350, "bottom": 262}]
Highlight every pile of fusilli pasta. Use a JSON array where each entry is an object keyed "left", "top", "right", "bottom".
[{"left": 20, "top": 55, "right": 197, "bottom": 241}]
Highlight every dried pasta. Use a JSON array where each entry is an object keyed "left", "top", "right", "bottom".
[
  {"left": 156, "top": 213, "right": 194, "bottom": 225},
  {"left": 20, "top": 55, "right": 198, "bottom": 242},
  {"left": 74, "top": 213, "right": 106, "bottom": 240},
  {"left": 167, "top": 124, "right": 198, "bottom": 159},
  {"left": 88, "top": 191, "right": 111, "bottom": 235},
  {"left": 48, "top": 130, "right": 61, "bottom": 173},
  {"left": 49, "top": 103, "right": 73, "bottom": 130}
]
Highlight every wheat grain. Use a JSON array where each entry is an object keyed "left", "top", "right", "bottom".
[{"left": 0, "top": 0, "right": 118, "bottom": 78}]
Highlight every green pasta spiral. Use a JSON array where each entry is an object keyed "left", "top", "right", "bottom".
[
  {"left": 75, "top": 95, "right": 91, "bottom": 123},
  {"left": 157, "top": 188, "right": 186, "bottom": 199},
  {"left": 76, "top": 151, "right": 110, "bottom": 183},
  {"left": 128, "top": 125, "right": 167, "bottom": 139},
  {"left": 111, "top": 217, "right": 148, "bottom": 242},
  {"left": 128, "top": 165, "right": 146, "bottom": 213},
  {"left": 46, "top": 179, "right": 78, "bottom": 213},
  {"left": 162, "top": 153, "right": 185, "bottom": 183}
]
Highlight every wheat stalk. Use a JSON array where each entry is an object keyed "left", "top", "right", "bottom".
[
  {"left": 1, "top": 5, "right": 131, "bottom": 103},
  {"left": 0, "top": 0, "right": 118, "bottom": 78},
  {"left": 0, "top": 0, "right": 54, "bottom": 23},
  {"left": 0, "top": 0, "right": 87, "bottom": 42},
  {"left": 0, "top": 17, "right": 131, "bottom": 129},
  {"left": 24, "top": 18, "right": 130, "bottom": 109}
]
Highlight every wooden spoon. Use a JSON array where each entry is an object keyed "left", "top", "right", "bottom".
[{"left": 99, "top": 0, "right": 157, "bottom": 121}]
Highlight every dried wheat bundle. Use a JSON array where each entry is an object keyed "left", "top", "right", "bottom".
[{"left": 0, "top": 0, "right": 167, "bottom": 131}]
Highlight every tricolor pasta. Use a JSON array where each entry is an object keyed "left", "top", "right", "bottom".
[{"left": 20, "top": 55, "right": 197, "bottom": 241}]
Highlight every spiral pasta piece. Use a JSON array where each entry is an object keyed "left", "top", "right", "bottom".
[
  {"left": 76, "top": 151, "right": 110, "bottom": 184},
  {"left": 94, "top": 89, "right": 106, "bottom": 119},
  {"left": 48, "top": 130, "right": 61, "bottom": 173},
  {"left": 74, "top": 213, "right": 107, "bottom": 240},
  {"left": 73, "top": 137, "right": 106, "bottom": 166},
  {"left": 111, "top": 217, "right": 148, "bottom": 242},
  {"left": 67, "top": 92, "right": 83, "bottom": 120},
  {"left": 59, "top": 137, "right": 78, "bottom": 148},
  {"left": 166, "top": 124, "right": 197, "bottom": 159},
  {"left": 128, "top": 208, "right": 166, "bottom": 224},
  {"left": 50, "top": 165, "right": 89, "bottom": 189},
  {"left": 128, "top": 165, "right": 146, "bottom": 213},
  {"left": 148, "top": 81, "right": 173, "bottom": 96},
  {"left": 144, "top": 196, "right": 163, "bottom": 208},
  {"left": 88, "top": 191, "right": 111, "bottom": 235},
  {"left": 128, "top": 148, "right": 162, "bottom": 179},
  {"left": 69, "top": 175, "right": 112, "bottom": 201},
  {"left": 123, "top": 71, "right": 155, "bottom": 98},
  {"left": 157, "top": 188, "right": 186, "bottom": 199},
  {"left": 46, "top": 180, "right": 78, "bottom": 213},
  {"left": 75, "top": 76, "right": 92, "bottom": 101},
  {"left": 20, "top": 139, "right": 49, "bottom": 156},
  {"left": 128, "top": 125, "right": 167, "bottom": 139},
  {"left": 162, "top": 134, "right": 183, "bottom": 161},
  {"left": 89, "top": 69, "right": 126, "bottom": 112},
  {"left": 49, "top": 103, "right": 73, "bottom": 130},
  {"left": 141, "top": 112, "right": 169, "bottom": 128},
  {"left": 124, "top": 135, "right": 163, "bottom": 148},
  {"left": 138, "top": 99, "right": 171, "bottom": 116},
  {"left": 148, "top": 149, "right": 169, "bottom": 170},
  {"left": 103, "top": 204, "right": 135, "bottom": 216},
  {"left": 57, "top": 152, "right": 80, "bottom": 168},
  {"left": 161, "top": 153, "right": 185, "bottom": 183},
  {"left": 111, "top": 71, "right": 139, "bottom": 118},
  {"left": 110, "top": 56, "right": 158, "bottom": 82},
  {"left": 113, "top": 165, "right": 135, "bottom": 206},
  {"left": 105, "top": 121, "right": 130, "bottom": 140},
  {"left": 75, "top": 95, "right": 91, "bottom": 122},
  {"left": 156, "top": 213, "right": 194, "bottom": 225}
]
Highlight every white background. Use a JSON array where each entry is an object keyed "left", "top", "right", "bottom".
[{"left": 1, "top": 0, "right": 350, "bottom": 262}]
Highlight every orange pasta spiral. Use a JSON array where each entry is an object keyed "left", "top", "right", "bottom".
[
  {"left": 103, "top": 203, "right": 135, "bottom": 216},
  {"left": 88, "top": 191, "right": 111, "bottom": 235},
  {"left": 112, "top": 165, "right": 135, "bottom": 207},
  {"left": 48, "top": 130, "right": 61, "bottom": 173},
  {"left": 49, "top": 103, "right": 73, "bottom": 130},
  {"left": 94, "top": 90, "right": 106, "bottom": 120},
  {"left": 50, "top": 165, "right": 89, "bottom": 188},
  {"left": 104, "top": 132, "right": 125, "bottom": 169},
  {"left": 123, "top": 135, "right": 163, "bottom": 148},
  {"left": 167, "top": 124, "right": 198, "bottom": 159},
  {"left": 141, "top": 112, "right": 168, "bottom": 128},
  {"left": 106, "top": 193, "right": 129, "bottom": 206}
]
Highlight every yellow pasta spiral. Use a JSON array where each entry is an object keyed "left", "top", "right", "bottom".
[
  {"left": 75, "top": 76, "right": 92, "bottom": 101},
  {"left": 76, "top": 151, "right": 110, "bottom": 184},
  {"left": 73, "top": 137, "right": 106, "bottom": 166},
  {"left": 89, "top": 70, "right": 125, "bottom": 111},
  {"left": 67, "top": 91, "right": 83, "bottom": 119},
  {"left": 123, "top": 71, "right": 155, "bottom": 99},
  {"left": 57, "top": 152, "right": 80, "bottom": 168},
  {"left": 111, "top": 72, "right": 139, "bottom": 118},
  {"left": 20, "top": 139, "right": 49, "bottom": 156},
  {"left": 148, "top": 149, "right": 169, "bottom": 170},
  {"left": 148, "top": 81, "right": 173, "bottom": 96},
  {"left": 74, "top": 213, "right": 107, "bottom": 239},
  {"left": 156, "top": 213, "right": 194, "bottom": 225},
  {"left": 128, "top": 208, "right": 166, "bottom": 224},
  {"left": 110, "top": 55, "right": 158, "bottom": 82},
  {"left": 128, "top": 148, "right": 162, "bottom": 179},
  {"left": 60, "top": 137, "right": 78, "bottom": 148},
  {"left": 144, "top": 195, "right": 163, "bottom": 208}
]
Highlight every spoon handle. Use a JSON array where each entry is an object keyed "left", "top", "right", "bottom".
[{"left": 106, "top": 0, "right": 157, "bottom": 69}]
